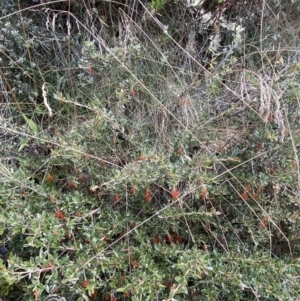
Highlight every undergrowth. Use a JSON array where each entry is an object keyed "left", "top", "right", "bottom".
[{"left": 0, "top": 0, "right": 300, "bottom": 300}]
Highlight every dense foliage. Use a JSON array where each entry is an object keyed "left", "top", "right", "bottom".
[{"left": 1, "top": 0, "right": 300, "bottom": 300}]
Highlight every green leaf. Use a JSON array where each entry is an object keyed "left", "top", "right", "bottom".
[{"left": 26, "top": 118, "right": 39, "bottom": 135}]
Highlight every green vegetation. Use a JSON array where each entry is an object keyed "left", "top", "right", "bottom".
[{"left": 0, "top": 0, "right": 300, "bottom": 300}]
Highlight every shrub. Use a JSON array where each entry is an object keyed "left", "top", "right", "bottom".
[{"left": 0, "top": 0, "right": 300, "bottom": 300}]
